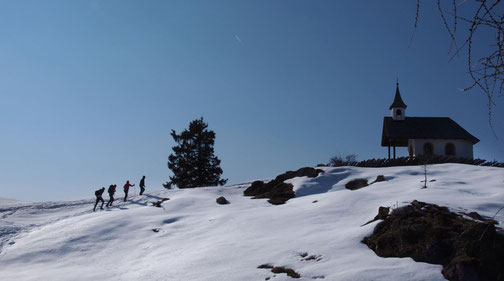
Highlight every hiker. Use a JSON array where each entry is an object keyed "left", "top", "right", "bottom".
[
  {"left": 139, "top": 176, "right": 146, "bottom": 195},
  {"left": 123, "top": 180, "right": 135, "bottom": 202},
  {"left": 94, "top": 187, "right": 105, "bottom": 211},
  {"left": 106, "top": 184, "right": 116, "bottom": 207}
]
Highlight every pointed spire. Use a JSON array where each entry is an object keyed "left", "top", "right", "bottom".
[{"left": 389, "top": 82, "right": 407, "bottom": 110}]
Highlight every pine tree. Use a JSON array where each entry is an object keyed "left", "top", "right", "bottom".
[{"left": 168, "top": 117, "right": 227, "bottom": 188}]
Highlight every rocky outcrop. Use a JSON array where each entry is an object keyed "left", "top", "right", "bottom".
[
  {"left": 244, "top": 167, "right": 324, "bottom": 205},
  {"left": 362, "top": 200, "right": 504, "bottom": 281}
]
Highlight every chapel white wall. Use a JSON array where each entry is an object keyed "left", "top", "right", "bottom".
[{"left": 408, "top": 139, "right": 474, "bottom": 159}]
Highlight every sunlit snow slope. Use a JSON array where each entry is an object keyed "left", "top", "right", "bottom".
[{"left": 0, "top": 164, "right": 503, "bottom": 281}]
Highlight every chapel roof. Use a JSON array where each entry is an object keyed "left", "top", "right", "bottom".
[{"left": 381, "top": 117, "right": 480, "bottom": 147}]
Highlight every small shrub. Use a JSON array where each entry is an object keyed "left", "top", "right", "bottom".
[{"left": 329, "top": 154, "right": 358, "bottom": 167}]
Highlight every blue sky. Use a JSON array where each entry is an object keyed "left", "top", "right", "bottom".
[{"left": 1, "top": 1, "right": 502, "bottom": 201}]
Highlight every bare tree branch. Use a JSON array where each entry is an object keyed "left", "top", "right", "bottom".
[{"left": 413, "top": 0, "right": 503, "bottom": 135}]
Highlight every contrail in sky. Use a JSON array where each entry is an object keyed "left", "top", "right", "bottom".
[{"left": 234, "top": 35, "right": 243, "bottom": 44}]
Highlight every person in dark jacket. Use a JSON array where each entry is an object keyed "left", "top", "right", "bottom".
[
  {"left": 123, "top": 180, "right": 135, "bottom": 202},
  {"left": 94, "top": 187, "right": 106, "bottom": 211},
  {"left": 106, "top": 184, "right": 116, "bottom": 207},
  {"left": 139, "top": 176, "right": 146, "bottom": 195}
]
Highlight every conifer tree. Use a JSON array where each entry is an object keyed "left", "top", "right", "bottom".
[{"left": 168, "top": 117, "right": 227, "bottom": 188}]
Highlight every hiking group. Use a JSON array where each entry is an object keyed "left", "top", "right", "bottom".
[{"left": 93, "top": 176, "right": 146, "bottom": 212}]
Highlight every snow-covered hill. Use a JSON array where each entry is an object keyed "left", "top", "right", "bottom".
[
  {"left": 0, "top": 164, "right": 503, "bottom": 281},
  {"left": 0, "top": 197, "right": 22, "bottom": 205}
]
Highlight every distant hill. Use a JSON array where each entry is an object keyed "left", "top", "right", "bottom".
[{"left": 0, "top": 197, "right": 21, "bottom": 205}]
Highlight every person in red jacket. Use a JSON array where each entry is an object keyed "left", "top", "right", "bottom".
[{"left": 123, "top": 180, "right": 135, "bottom": 202}]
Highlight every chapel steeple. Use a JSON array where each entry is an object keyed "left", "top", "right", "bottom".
[{"left": 390, "top": 82, "right": 407, "bottom": 120}]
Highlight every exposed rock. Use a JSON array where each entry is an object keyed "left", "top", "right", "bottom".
[
  {"left": 375, "top": 206, "right": 390, "bottom": 219},
  {"left": 271, "top": 266, "right": 301, "bottom": 278},
  {"left": 345, "top": 179, "right": 369, "bottom": 190},
  {"left": 216, "top": 196, "right": 229, "bottom": 205},
  {"left": 243, "top": 181, "right": 269, "bottom": 197},
  {"left": 466, "top": 211, "right": 484, "bottom": 221},
  {"left": 274, "top": 167, "right": 324, "bottom": 182},
  {"left": 362, "top": 200, "right": 504, "bottom": 281},
  {"left": 304, "top": 255, "right": 322, "bottom": 261},
  {"left": 375, "top": 175, "right": 386, "bottom": 182},
  {"left": 151, "top": 198, "right": 170, "bottom": 207},
  {"left": 299, "top": 251, "right": 322, "bottom": 261},
  {"left": 361, "top": 206, "right": 390, "bottom": 226},
  {"left": 244, "top": 167, "right": 324, "bottom": 205},
  {"left": 462, "top": 211, "right": 499, "bottom": 225},
  {"left": 369, "top": 175, "right": 386, "bottom": 185}
]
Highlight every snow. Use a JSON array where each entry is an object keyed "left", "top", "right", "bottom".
[
  {"left": 0, "top": 164, "right": 503, "bottom": 281},
  {"left": 0, "top": 197, "right": 22, "bottom": 206}
]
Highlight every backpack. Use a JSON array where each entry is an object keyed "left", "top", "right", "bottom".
[{"left": 95, "top": 188, "right": 104, "bottom": 197}]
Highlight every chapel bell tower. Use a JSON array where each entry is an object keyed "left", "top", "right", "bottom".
[{"left": 390, "top": 82, "right": 407, "bottom": 121}]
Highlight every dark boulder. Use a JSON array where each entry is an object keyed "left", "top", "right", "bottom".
[
  {"left": 271, "top": 266, "right": 301, "bottom": 278},
  {"left": 274, "top": 167, "right": 324, "bottom": 182},
  {"left": 345, "top": 178, "right": 369, "bottom": 190},
  {"left": 244, "top": 167, "right": 324, "bottom": 205},
  {"left": 374, "top": 175, "right": 386, "bottom": 182},
  {"left": 216, "top": 196, "right": 229, "bottom": 205},
  {"left": 151, "top": 198, "right": 170, "bottom": 207},
  {"left": 258, "top": 264, "right": 301, "bottom": 279},
  {"left": 243, "top": 181, "right": 268, "bottom": 197},
  {"left": 362, "top": 200, "right": 504, "bottom": 281}
]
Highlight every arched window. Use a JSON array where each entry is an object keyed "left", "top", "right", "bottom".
[
  {"left": 445, "top": 143, "right": 456, "bottom": 156},
  {"left": 396, "top": 109, "right": 402, "bottom": 116},
  {"left": 423, "top": 142, "right": 433, "bottom": 156}
]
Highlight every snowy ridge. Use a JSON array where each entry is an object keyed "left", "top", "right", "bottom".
[{"left": 0, "top": 164, "right": 503, "bottom": 281}]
